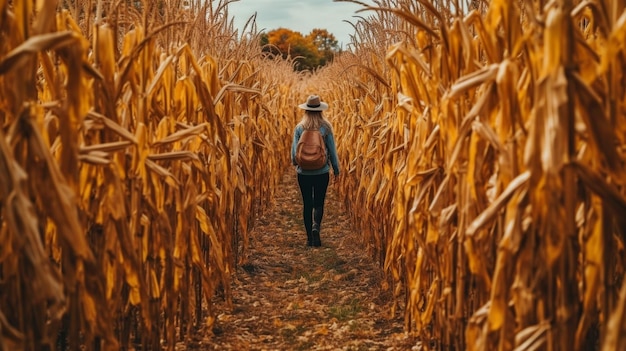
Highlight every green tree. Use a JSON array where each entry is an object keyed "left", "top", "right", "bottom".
[{"left": 307, "top": 28, "right": 340, "bottom": 66}]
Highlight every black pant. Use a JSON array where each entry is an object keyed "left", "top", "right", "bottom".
[{"left": 297, "top": 172, "right": 330, "bottom": 236}]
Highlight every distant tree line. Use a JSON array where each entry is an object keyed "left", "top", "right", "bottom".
[{"left": 261, "top": 28, "right": 341, "bottom": 71}]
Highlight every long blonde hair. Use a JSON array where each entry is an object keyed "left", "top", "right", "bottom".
[{"left": 299, "top": 110, "right": 333, "bottom": 133}]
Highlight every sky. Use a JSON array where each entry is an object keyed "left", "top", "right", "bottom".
[{"left": 226, "top": 0, "right": 366, "bottom": 47}]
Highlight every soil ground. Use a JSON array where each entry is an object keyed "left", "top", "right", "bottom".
[{"left": 190, "top": 170, "right": 418, "bottom": 350}]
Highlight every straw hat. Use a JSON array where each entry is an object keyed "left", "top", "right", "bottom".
[{"left": 298, "top": 95, "right": 329, "bottom": 111}]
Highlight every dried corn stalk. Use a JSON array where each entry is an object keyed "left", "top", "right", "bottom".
[
  {"left": 329, "top": 0, "right": 626, "bottom": 350},
  {"left": 0, "top": 1, "right": 300, "bottom": 350}
]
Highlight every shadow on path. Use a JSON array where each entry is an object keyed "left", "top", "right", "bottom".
[{"left": 200, "top": 170, "right": 417, "bottom": 350}]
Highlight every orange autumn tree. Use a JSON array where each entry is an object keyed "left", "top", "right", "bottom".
[{"left": 261, "top": 27, "right": 340, "bottom": 71}]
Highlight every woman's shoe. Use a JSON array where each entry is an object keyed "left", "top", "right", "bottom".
[{"left": 311, "top": 223, "right": 321, "bottom": 247}]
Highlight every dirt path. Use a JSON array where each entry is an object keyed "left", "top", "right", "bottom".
[{"left": 199, "top": 170, "right": 417, "bottom": 350}]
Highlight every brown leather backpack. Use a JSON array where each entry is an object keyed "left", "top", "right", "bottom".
[{"left": 295, "top": 129, "right": 327, "bottom": 170}]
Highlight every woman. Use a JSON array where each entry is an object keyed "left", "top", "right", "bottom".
[{"left": 291, "top": 95, "right": 340, "bottom": 247}]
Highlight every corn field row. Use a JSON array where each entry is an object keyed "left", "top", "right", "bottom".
[
  {"left": 325, "top": 0, "right": 626, "bottom": 350},
  {"left": 0, "top": 0, "right": 300, "bottom": 349},
  {"left": 1, "top": 0, "right": 626, "bottom": 350}
]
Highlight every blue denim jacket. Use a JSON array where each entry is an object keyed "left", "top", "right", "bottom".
[{"left": 291, "top": 124, "right": 340, "bottom": 176}]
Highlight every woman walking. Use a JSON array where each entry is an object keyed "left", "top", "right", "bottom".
[{"left": 291, "top": 95, "right": 340, "bottom": 247}]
